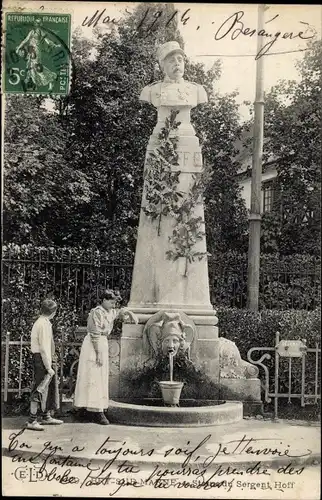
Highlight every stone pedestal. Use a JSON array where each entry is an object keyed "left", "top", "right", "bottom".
[
  {"left": 128, "top": 128, "right": 212, "bottom": 311},
  {"left": 119, "top": 88, "right": 221, "bottom": 394},
  {"left": 116, "top": 72, "right": 261, "bottom": 409}
]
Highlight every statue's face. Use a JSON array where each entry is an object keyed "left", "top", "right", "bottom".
[
  {"left": 162, "top": 51, "right": 184, "bottom": 80},
  {"left": 161, "top": 334, "right": 181, "bottom": 356}
]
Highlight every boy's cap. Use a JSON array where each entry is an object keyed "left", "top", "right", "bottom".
[{"left": 41, "top": 299, "right": 58, "bottom": 315}]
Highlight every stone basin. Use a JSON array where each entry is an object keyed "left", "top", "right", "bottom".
[{"left": 108, "top": 399, "right": 243, "bottom": 427}]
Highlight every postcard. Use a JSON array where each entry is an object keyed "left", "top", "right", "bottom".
[{"left": 1, "top": 1, "right": 321, "bottom": 498}]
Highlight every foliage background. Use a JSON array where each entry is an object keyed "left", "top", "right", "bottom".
[{"left": 3, "top": 2, "right": 249, "bottom": 257}]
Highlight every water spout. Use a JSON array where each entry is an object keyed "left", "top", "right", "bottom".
[{"left": 169, "top": 352, "right": 174, "bottom": 382}]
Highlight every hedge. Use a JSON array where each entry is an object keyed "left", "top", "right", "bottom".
[
  {"left": 217, "top": 306, "right": 321, "bottom": 357},
  {"left": 217, "top": 306, "right": 321, "bottom": 398}
]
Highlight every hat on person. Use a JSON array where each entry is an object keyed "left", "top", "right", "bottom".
[
  {"left": 41, "top": 299, "right": 58, "bottom": 316},
  {"left": 157, "top": 41, "right": 185, "bottom": 66}
]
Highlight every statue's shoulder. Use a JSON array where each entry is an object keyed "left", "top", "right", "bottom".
[
  {"left": 188, "top": 81, "right": 208, "bottom": 104},
  {"left": 139, "top": 81, "right": 162, "bottom": 102}
]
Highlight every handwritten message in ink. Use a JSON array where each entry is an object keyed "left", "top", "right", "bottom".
[{"left": 5, "top": 428, "right": 314, "bottom": 497}]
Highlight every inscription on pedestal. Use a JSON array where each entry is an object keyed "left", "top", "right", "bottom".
[{"left": 175, "top": 151, "right": 203, "bottom": 170}]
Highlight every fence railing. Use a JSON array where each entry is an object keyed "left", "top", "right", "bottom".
[
  {"left": 2, "top": 333, "right": 81, "bottom": 406},
  {"left": 2, "top": 249, "right": 321, "bottom": 314},
  {"left": 248, "top": 332, "right": 321, "bottom": 419},
  {"left": 1, "top": 329, "right": 120, "bottom": 407},
  {"left": 2, "top": 331, "right": 321, "bottom": 420}
]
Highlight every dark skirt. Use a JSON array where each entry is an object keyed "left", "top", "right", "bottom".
[{"left": 30, "top": 353, "right": 60, "bottom": 412}]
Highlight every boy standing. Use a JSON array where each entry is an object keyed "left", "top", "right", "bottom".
[{"left": 26, "top": 299, "right": 63, "bottom": 430}]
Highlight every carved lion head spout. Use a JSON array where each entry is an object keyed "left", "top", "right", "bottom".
[{"left": 143, "top": 311, "right": 196, "bottom": 358}]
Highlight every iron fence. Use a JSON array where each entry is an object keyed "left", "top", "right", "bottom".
[
  {"left": 2, "top": 247, "right": 133, "bottom": 322},
  {"left": 2, "top": 332, "right": 320, "bottom": 420},
  {"left": 248, "top": 332, "right": 321, "bottom": 419},
  {"left": 2, "top": 248, "right": 321, "bottom": 316},
  {"left": 1, "top": 330, "right": 120, "bottom": 407}
]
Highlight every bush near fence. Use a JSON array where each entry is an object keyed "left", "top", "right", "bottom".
[
  {"left": 209, "top": 252, "right": 320, "bottom": 310},
  {"left": 2, "top": 244, "right": 133, "bottom": 333},
  {"left": 217, "top": 306, "right": 321, "bottom": 399}
]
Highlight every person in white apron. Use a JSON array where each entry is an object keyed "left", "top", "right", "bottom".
[{"left": 74, "top": 289, "right": 138, "bottom": 425}]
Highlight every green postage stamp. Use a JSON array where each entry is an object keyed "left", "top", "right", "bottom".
[{"left": 3, "top": 12, "right": 71, "bottom": 95}]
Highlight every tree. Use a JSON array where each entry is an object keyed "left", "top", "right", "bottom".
[
  {"left": 3, "top": 2, "right": 249, "bottom": 259},
  {"left": 3, "top": 96, "right": 92, "bottom": 244},
  {"left": 191, "top": 84, "right": 249, "bottom": 256},
  {"left": 260, "top": 40, "right": 321, "bottom": 255},
  {"left": 59, "top": 2, "right": 248, "bottom": 256}
]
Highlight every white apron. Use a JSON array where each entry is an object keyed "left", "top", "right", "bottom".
[{"left": 74, "top": 307, "right": 117, "bottom": 410}]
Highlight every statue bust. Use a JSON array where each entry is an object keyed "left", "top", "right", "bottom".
[{"left": 139, "top": 41, "right": 208, "bottom": 109}]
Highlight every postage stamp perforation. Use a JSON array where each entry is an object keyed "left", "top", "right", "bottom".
[
  {"left": 3, "top": 10, "right": 72, "bottom": 96},
  {"left": 1, "top": 9, "right": 9, "bottom": 95}
]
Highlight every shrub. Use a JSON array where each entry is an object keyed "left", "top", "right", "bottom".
[
  {"left": 216, "top": 306, "right": 321, "bottom": 399},
  {"left": 217, "top": 306, "right": 321, "bottom": 354},
  {"left": 121, "top": 353, "right": 248, "bottom": 401},
  {"left": 209, "top": 252, "right": 320, "bottom": 310}
]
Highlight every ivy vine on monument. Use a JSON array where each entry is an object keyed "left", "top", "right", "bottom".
[
  {"left": 167, "top": 165, "right": 212, "bottom": 277},
  {"left": 142, "top": 109, "right": 211, "bottom": 276},
  {"left": 142, "top": 109, "right": 183, "bottom": 235}
]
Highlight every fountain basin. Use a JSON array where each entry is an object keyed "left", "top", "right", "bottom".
[{"left": 108, "top": 399, "right": 243, "bottom": 427}]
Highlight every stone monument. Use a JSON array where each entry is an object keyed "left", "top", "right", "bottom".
[{"left": 118, "top": 41, "right": 261, "bottom": 408}]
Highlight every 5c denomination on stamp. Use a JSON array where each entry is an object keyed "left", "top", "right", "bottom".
[{"left": 4, "top": 12, "right": 71, "bottom": 95}]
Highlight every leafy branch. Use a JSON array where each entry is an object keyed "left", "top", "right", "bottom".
[
  {"left": 142, "top": 109, "right": 184, "bottom": 235},
  {"left": 167, "top": 165, "right": 212, "bottom": 277},
  {"left": 143, "top": 109, "right": 212, "bottom": 276}
]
